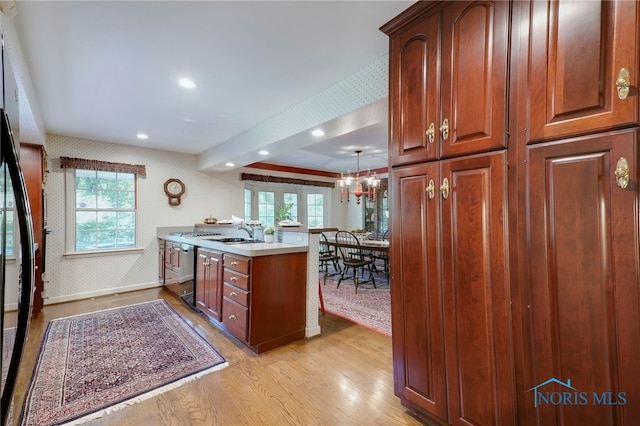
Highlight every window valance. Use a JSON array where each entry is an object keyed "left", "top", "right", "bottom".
[
  {"left": 60, "top": 157, "right": 146, "bottom": 177},
  {"left": 241, "top": 173, "right": 334, "bottom": 188}
]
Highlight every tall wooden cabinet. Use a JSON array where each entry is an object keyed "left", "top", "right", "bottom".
[
  {"left": 383, "top": 0, "right": 640, "bottom": 425},
  {"left": 20, "top": 143, "right": 46, "bottom": 318},
  {"left": 384, "top": 1, "right": 514, "bottom": 424},
  {"left": 514, "top": 1, "right": 640, "bottom": 425}
]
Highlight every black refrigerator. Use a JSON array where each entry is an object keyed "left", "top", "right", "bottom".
[{"left": 0, "top": 32, "right": 35, "bottom": 425}]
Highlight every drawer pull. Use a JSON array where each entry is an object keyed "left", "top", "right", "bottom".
[
  {"left": 230, "top": 261, "right": 239, "bottom": 266},
  {"left": 230, "top": 276, "right": 238, "bottom": 282},
  {"left": 229, "top": 314, "right": 237, "bottom": 321},
  {"left": 229, "top": 291, "right": 238, "bottom": 297}
]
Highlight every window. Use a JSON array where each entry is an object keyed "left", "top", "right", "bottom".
[
  {"left": 257, "top": 191, "right": 275, "bottom": 226},
  {"left": 307, "top": 193, "right": 324, "bottom": 228},
  {"left": 283, "top": 192, "right": 298, "bottom": 222},
  {"left": 244, "top": 182, "right": 330, "bottom": 228},
  {"left": 0, "top": 168, "right": 15, "bottom": 257},
  {"left": 244, "top": 188, "right": 252, "bottom": 222},
  {"left": 71, "top": 169, "right": 137, "bottom": 252}
]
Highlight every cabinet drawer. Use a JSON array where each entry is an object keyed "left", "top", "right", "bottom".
[
  {"left": 224, "top": 269, "right": 250, "bottom": 291},
  {"left": 223, "top": 282, "right": 249, "bottom": 307},
  {"left": 222, "top": 297, "right": 248, "bottom": 341},
  {"left": 224, "top": 254, "right": 250, "bottom": 274}
]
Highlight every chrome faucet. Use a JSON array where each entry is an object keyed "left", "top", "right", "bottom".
[{"left": 238, "top": 224, "right": 254, "bottom": 239}]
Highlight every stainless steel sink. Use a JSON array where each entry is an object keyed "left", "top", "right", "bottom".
[{"left": 202, "top": 237, "right": 263, "bottom": 244}]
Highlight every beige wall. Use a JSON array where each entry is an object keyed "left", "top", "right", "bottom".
[
  {"left": 40, "top": 134, "right": 364, "bottom": 305},
  {"left": 43, "top": 134, "right": 246, "bottom": 304}
]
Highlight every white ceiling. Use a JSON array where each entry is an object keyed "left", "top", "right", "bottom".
[{"left": 12, "top": 1, "right": 414, "bottom": 174}]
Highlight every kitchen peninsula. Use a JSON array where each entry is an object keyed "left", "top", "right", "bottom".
[{"left": 158, "top": 225, "right": 309, "bottom": 354}]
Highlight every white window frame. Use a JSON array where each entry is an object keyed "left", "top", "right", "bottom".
[
  {"left": 244, "top": 182, "right": 330, "bottom": 228},
  {"left": 64, "top": 168, "right": 142, "bottom": 256}
]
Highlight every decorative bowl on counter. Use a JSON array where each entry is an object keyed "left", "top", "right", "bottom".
[{"left": 203, "top": 216, "right": 217, "bottom": 224}]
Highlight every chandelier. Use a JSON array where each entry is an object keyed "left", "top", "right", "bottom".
[{"left": 337, "top": 150, "right": 380, "bottom": 204}]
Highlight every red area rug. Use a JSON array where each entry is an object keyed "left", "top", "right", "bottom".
[
  {"left": 321, "top": 274, "right": 391, "bottom": 336},
  {"left": 20, "top": 299, "right": 228, "bottom": 425}
]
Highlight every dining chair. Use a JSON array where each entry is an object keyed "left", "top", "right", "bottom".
[
  {"left": 335, "top": 230, "right": 376, "bottom": 293},
  {"left": 370, "top": 230, "right": 390, "bottom": 282},
  {"left": 319, "top": 232, "right": 341, "bottom": 285}
]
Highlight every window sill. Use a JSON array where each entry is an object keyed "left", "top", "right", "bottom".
[{"left": 64, "top": 247, "right": 144, "bottom": 258}]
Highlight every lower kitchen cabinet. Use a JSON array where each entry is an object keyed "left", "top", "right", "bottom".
[
  {"left": 391, "top": 151, "right": 515, "bottom": 425},
  {"left": 198, "top": 250, "right": 307, "bottom": 353},
  {"left": 196, "top": 248, "right": 224, "bottom": 322}
]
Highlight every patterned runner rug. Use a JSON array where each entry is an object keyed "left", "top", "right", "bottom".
[
  {"left": 321, "top": 273, "right": 391, "bottom": 336},
  {"left": 19, "top": 299, "right": 228, "bottom": 425}
]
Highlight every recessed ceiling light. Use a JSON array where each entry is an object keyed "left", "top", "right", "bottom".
[
  {"left": 258, "top": 150, "right": 269, "bottom": 156},
  {"left": 136, "top": 133, "right": 149, "bottom": 140},
  {"left": 311, "top": 129, "right": 325, "bottom": 137},
  {"left": 178, "top": 78, "right": 196, "bottom": 89},
  {"left": 225, "top": 162, "right": 235, "bottom": 167}
]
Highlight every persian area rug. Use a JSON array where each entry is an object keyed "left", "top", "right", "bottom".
[
  {"left": 321, "top": 274, "right": 391, "bottom": 336},
  {"left": 20, "top": 299, "right": 228, "bottom": 426}
]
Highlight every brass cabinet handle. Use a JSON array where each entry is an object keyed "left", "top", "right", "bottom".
[
  {"left": 203, "top": 260, "right": 210, "bottom": 266},
  {"left": 229, "top": 291, "right": 238, "bottom": 298},
  {"left": 440, "top": 178, "right": 449, "bottom": 199},
  {"left": 426, "top": 179, "right": 435, "bottom": 200},
  {"left": 615, "top": 157, "right": 630, "bottom": 189},
  {"left": 426, "top": 123, "right": 435, "bottom": 143},
  {"left": 230, "top": 276, "right": 238, "bottom": 282},
  {"left": 616, "top": 68, "right": 631, "bottom": 100},
  {"left": 230, "top": 261, "right": 239, "bottom": 266},
  {"left": 229, "top": 314, "right": 237, "bottom": 321},
  {"left": 440, "top": 118, "right": 449, "bottom": 140}
]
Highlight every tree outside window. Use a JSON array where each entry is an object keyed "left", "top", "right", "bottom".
[{"left": 74, "top": 169, "right": 136, "bottom": 251}]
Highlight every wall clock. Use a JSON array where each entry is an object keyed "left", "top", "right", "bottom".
[{"left": 163, "top": 178, "right": 185, "bottom": 206}]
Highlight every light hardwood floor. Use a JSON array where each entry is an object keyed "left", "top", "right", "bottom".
[{"left": 11, "top": 287, "right": 428, "bottom": 425}]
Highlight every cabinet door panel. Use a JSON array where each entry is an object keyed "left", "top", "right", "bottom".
[
  {"left": 440, "top": 151, "right": 515, "bottom": 425},
  {"left": 528, "top": 0, "right": 639, "bottom": 142},
  {"left": 205, "top": 252, "right": 223, "bottom": 321},
  {"left": 525, "top": 130, "right": 640, "bottom": 425},
  {"left": 440, "top": 1, "right": 509, "bottom": 158},
  {"left": 389, "top": 10, "right": 440, "bottom": 166},
  {"left": 390, "top": 162, "right": 447, "bottom": 421}
]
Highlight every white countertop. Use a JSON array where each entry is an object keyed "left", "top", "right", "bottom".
[{"left": 158, "top": 234, "right": 308, "bottom": 257}]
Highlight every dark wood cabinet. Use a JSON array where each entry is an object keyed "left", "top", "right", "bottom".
[
  {"left": 385, "top": 0, "right": 509, "bottom": 167},
  {"left": 520, "top": 129, "right": 640, "bottom": 425},
  {"left": 190, "top": 250, "right": 309, "bottom": 354},
  {"left": 20, "top": 143, "right": 46, "bottom": 318},
  {"left": 390, "top": 151, "right": 513, "bottom": 425},
  {"left": 196, "top": 248, "right": 223, "bottom": 322},
  {"left": 527, "top": 0, "right": 638, "bottom": 143},
  {"left": 390, "top": 161, "right": 445, "bottom": 420},
  {"left": 386, "top": 0, "right": 640, "bottom": 424}
]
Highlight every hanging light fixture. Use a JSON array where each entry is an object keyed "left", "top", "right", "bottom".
[{"left": 337, "top": 150, "right": 380, "bottom": 204}]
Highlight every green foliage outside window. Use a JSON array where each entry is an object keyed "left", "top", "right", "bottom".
[{"left": 75, "top": 169, "right": 136, "bottom": 251}]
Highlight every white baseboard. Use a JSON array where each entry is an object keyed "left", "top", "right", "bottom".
[{"left": 43, "top": 281, "right": 162, "bottom": 306}]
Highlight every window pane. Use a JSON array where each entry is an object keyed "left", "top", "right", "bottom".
[
  {"left": 258, "top": 191, "right": 275, "bottom": 226},
  {"left": 244, "top": 188, "right": 252, "bottom": 221},
  {"left": 117, "top": 191, "right": 135, "bottom": 209},
  {"left": 307, "top": 193, "right": 324, "bottom": 228},
  {"left": 283, "top": 193, "right": 298, "bottom": 222},
  {"left": 118, "top": 211, "right": 136, "bottom": 229},
  {"left": 74, "top": 169, "right": 137, "bottom": 252},
  {"left": 76, "top": 189, "right": 97, "bottom": 209}
]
